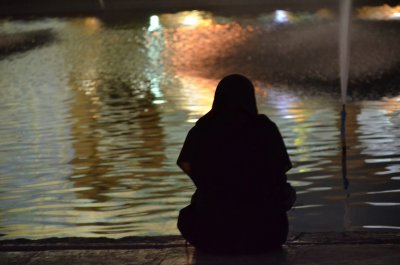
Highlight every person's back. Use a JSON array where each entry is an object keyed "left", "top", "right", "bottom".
[{"left": 177, "top": 74, "right": 295, "bottom": 254}]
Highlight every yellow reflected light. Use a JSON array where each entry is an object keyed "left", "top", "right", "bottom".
[
  {"left": 170, "top": 74, "right": 217, "bottom": 122},
  {"left": 182, "top": 15, "right": 200, "bottom": 26},
  {"left": 83, "top": 17, "right": 102, "bottom": 32},
  {"left": 159, "top": 11, "right": 213, "bottom": 28},
  {"left": 316, "top": 8, "right": 334, "bottom": 19},
  {"left": 392, "top": 12, "right": 400, "bottom": 18},
  {"left": 180, "top": 11, "right": 213, "bottom": 27},
  {"left": 357, "top": 4, "right": 400, "bottom": 20}
]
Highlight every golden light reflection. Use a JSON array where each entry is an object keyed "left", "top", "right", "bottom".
[
  {"left": 159, "top": 11, "right": 213, "bottom": 28},
  {"left": 316, "top": 8, "right": 334, "bottom": 19},
  {"left": 357, "top": 4, "right": 400, "bottom": 20},
  {"left": 150, "top": 10, "right": 255, "bottom": 122},
  {"left": 381, "top": 95, "right": 400, "bottom": 115},
  {"left": 67, "top": 17, "right": 103, "bottom": 34},
  {"left": 162, "top": 20, "right": 252, "bottom": 78},
  {"left": 182, "top": 14, "right": 200, "bottom": 26},
  {"left": 66, "top": 18, "right": 104, "bottom": 106},
  {"left": 170, "top": 75, "right": 218, "bottom": 122}
]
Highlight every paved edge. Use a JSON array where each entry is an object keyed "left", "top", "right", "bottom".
[{"left": 0, "top": 232, "right": 399, "bottom": 252}]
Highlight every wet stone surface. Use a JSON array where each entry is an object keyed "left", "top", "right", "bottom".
[
  {"left": 1, "top": 233, "right": 400, "bottom": 264},
  {"left": 1, "top": 244, "right": 400, "bottom": 265}
]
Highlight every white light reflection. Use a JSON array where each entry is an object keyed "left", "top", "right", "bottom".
[
  {"left": 293, "top": 204, "right": 324, "bottom": 209},
  {"left": 288, "top": 180, "right": 313, "bottom": 187},
  {"left": 274, "top": 10, "right": 289, "bottom": 23},
  {"left": 375, "top": 165, "right": 400, "bottom": 176},
  {"left": 148, "top": 15, "right": 161, "bottom": 32},
  {"left": 307, "top": 187, "right": 332, "bottom": 191},
  {"left": 187, "top": 118, "right": 199, "bottom": 123},
  {"left": 363, "top": 225, "right": 400, "bottom": 230},
  {"left": 366, "top": 202, "right": 400, "bottom": 206},
  {"left": 367, "top": 189, "right": 400, "bottom": 195},
  {"left": 305, "top": 175, "right": 334, "bottom": 180},
  {"left": 150, "top": 78, "right": 164, "bottom": 98},
  {"left": 365, "top": 158, "right": 400, "bottom": 163},
  {"left": 146, "top": 16, "right": 166, "bottom": 106}
]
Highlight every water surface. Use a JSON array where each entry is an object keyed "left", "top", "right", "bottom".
[{"left": 0, "top": 7, "right": 400, "bottom": 239}]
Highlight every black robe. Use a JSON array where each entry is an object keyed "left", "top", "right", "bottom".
[{"left": 177, "top": 113, "right": 293, "bottom": 254}]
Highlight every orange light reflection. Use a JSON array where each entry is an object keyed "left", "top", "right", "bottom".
[{"left": 357, "top": 4, "right": 400, "bottom": 20}]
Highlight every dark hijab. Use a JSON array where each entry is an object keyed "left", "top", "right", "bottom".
[
  {"left": 201, "top": 74, "right": 258, "bottom": 123},
  {"left": 178, "top": 73, "right": 292, "bottom": 187}
]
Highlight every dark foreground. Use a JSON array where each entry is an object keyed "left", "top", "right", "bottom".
[
  {"left": 1, "top": 232, "right": 399, "bottom": 265},
  {"left": 2, "top": 0, "right": 399, "bottom": 17}
]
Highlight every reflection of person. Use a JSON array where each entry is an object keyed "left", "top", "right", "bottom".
[{"left": 177, "top": 74, "right": 295, "bottom": 254}]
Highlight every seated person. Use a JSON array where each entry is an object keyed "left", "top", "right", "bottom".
[{"left": 177, "top": 74, "right": 295, "bottom": 254}]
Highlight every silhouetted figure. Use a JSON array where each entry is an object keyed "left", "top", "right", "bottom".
[{"left": 177, "top": 74, "right": 295, "bottom": 254}]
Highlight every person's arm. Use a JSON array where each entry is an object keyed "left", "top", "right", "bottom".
[
  {"left": 177, "top": 160, "right": 191, "bottom": 176},
  {"left": 270, "top": 121, "right": 296, "bottom": 210},
  {"left": 271, "top": 122, "right": 292, "bottom": 173},
  {"left": 177, "top": 127, "right": 197, "bottom": 182}
]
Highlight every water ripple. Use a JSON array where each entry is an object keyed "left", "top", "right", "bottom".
[{"left": 0, "top": 10, "right": 399, "bottom": 239}]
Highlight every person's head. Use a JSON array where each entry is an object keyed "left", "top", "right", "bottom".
[{"left": 211, "top": 74, "right": 258, "bottom": 116}]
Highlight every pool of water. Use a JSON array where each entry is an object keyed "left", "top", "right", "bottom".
[{"left": 0, "top": 7, "right": 400, "bottom": 239}]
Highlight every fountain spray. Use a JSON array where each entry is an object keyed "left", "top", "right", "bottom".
[{"left": 339, "top": 0, "right": 351, "bottom": 190}]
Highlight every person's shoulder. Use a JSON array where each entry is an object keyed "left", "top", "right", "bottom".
[
  {"left": 256, "top": 114, "right": 271, "bottom": 122},
  {"left": 255, "top": 114, "right": 275, "bottom": 126},
  {"left": 253, "top": 114, "right": 281, "bottom": 135},
  {"left": 188, "top": 117, "right": 208, "bottom": 135},
  {"left": 187, "top": 124, "right": 201, "bottom": 135},
  {"left": 194, "top": 111, "right": 216, "bottom": 130}
]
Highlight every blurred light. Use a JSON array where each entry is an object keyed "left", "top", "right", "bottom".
[
  {"left": 83, "top": 17, "right": 102, "bottom": 32},
  {"left": 274, "top": 10, "right": 289, "bottom": 23},
  {"left": 293, "top": 204, "right": 323, "bottom": 209},
  {"left": 173, "top": 75, "right": 216, "bottom": 119},
  {"left": 153, "top": 100, "right": 166, "bottom": 104},
  {"left": 391, "top": 12, "right": 400, "bottom": 19},
  {"left": 182, "top": 15, "right": 199, "bottom": 26},
  {"left": 150, "top": 77, "right": 163, "bottom": 98},
  {"left": 366, "top": 202, "right": 400, "bottom": 206},
  {"left": 367, "top": 189, "right": 400, "bottom": 194},
  {"left": 187, "top": 118, "right": 199, "bottom": 123},
  {"left": 148, "top": 15, "right": 161, "bottom": 32},
  {"left": 158, "top": 11, "right": 213, "bottom": 28},
  {"left": 316, "top": 8, "right": 334, "bottom": 19},
  {"left": 357, "top": 4, "right": 400, "bottom": 20},
  {"left": 363, "top": 225, "right": 400, "bottom": 230}
]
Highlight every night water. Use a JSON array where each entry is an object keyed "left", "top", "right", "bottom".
[{"left": 0, "top": 6, "right": 400, "bottom": 239}]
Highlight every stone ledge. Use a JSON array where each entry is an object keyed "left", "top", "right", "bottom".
[{"left": 1, "top": 232, "right": 399, "bottom": 252}]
